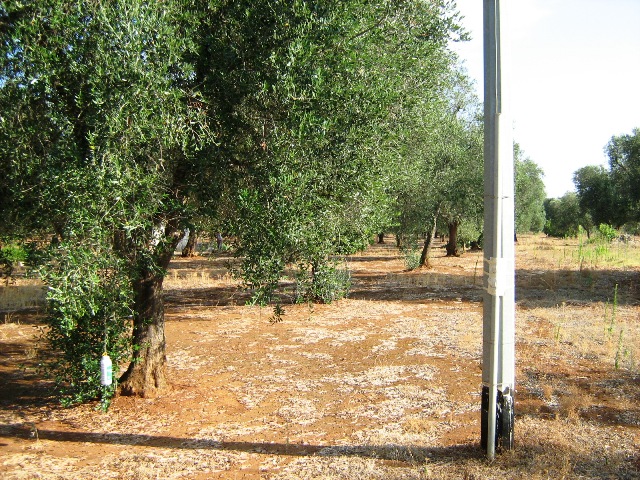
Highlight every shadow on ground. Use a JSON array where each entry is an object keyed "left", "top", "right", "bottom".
[{"left": 0, "top": 425, "right": 483, "bottom": 464}]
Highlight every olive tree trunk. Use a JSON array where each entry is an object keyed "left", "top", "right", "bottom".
[
  {"left": 446, "top": 221, "right": 460, "bottom": 257},
  {"left": 419, "top": 211, "right": 439, "bottom": 268},
  {"left": 181, "top": 229, "right": 198, "bottom": 257},
  {"left": 119, "top": 228, "right": 180, "bottom": 397},
  {"left": 119, "top": 271, "right": 168, "bottom": 396}
]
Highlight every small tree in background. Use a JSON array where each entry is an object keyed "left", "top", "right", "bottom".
[
  {"left": 543, "top": 193, "right": 589, "bottom": 238},
  {"left": 570, "top": 129, "right": 640, "bottom": 233},
  {"left": 606, "top": 128, "right": 640, "bottom": 223},
  {"left": 515, "top": 144, "right": 546, "bottom": 235},
  {"left": 573, "top": 165, "right": 624, "bottom": 228},
  {"left": 386, "top": 68, "right": 483, "bottom": 266}
]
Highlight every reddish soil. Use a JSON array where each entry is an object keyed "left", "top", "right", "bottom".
[{"left": 1, "top": 235, "right": 639, "bottom": 479}]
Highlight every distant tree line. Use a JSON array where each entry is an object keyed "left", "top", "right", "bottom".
[{"left": 544, "top": 128, "right": 640, "bottom": 238}]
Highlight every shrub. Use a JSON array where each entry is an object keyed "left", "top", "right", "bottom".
[
  {"left": 295, "top": 261, "right": 351, "bottom": 304},
  {"left": 598, "top": 223, "right": 618, "bottom": 242},
  {"left": 622, "top": 222, "right": 640, "bottom": 236},
  {"left": 0, "top": 243, "right": 28, "bottom": 280},
  {"left": 401, "top": 246, "right": 422, "bottom": 271},
  {"left": 457, "top": 218, "right": 483, "bottom": 251}
]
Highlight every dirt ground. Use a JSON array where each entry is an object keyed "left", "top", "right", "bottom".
[{"left": 1, "top": 235, "right": 639, "bottom": 479}]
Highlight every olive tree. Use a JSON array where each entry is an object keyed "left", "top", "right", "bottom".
[
  {"left": 1, "top": 0, "right": 466, "bottom": 404},
  {"left": 0, "top": 0, "right": 214, "bottom": 401},
  {"left": 220, "top": 0, "right": 465, "bottom": 298},
  {"left": 543, "top": 193, "right": 587, "bottom": 238},
  {"left": 573, "top": 165, "right": 623, "bottom": 230},
  {"left": 388, "top": 68, "right": 484, "bottom": 266}
]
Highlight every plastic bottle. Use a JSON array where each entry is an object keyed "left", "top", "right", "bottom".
[{"left": 100, "top": 353, "right": 113, "bottom": 386}]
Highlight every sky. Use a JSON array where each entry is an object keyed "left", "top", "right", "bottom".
[{"left": 450, "top": 0, "right": 640, "bottom": 198}]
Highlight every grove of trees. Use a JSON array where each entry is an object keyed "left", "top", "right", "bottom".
[
  {"left": 544, "top": 128, "right": 640, "bottom": 238},
  {"left": 0, "top": 0, "right": 548, "bottom": 406}
]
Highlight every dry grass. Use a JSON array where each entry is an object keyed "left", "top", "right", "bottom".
[
  {"left": 0, "top": 278, "right": 46, "bottom": 314},
  {"left": 1, "top": 234, "right": 639, "bottom": 479}
]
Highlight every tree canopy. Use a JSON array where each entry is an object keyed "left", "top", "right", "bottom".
[
  {"left": 559, "top": 128, "right": 640, "bottom": 238},
  {"left": 0, "top": 0, "right": 469, "bottom": 403},
  {"left": 383, "top": 68, "right": 484, "bottom": 265},
  {"left": 514, "top": 144, "right": 546, "bottom": 234},
  {"left": 606, "top": 128, "right": 640, "bottom": 222},
  {"left": 573, "top": 165, "right": 623, "bottom": 229},
  {"left": 1, "top": 0, "right": 215, "bottom": 402},
  {"left": 543, "top": 192, "right": 584, "bottom": 239}
]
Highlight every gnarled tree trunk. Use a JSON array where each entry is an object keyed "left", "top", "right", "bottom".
[
  {"left": 419, "top": 210, "right": 439, "bottom": 268},
  {"left": 119, "top": 227, "right": 181, "bottom": 397},
  {"left": 446, "top": 221, "right": 460, "bottom": 257},
  {"left": 119, "top": 270, "right": 168, "bottom": 397},
  {"left": 181, "top": 229, "right": 198, "bottom": 257}
]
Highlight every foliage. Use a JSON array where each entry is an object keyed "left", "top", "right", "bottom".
[
  {"left": 226, "top": 0, "right": 464, "bottom": 299},
  {"left": 401, "top": 244, "right": 423, "bottom": 271},
  {"left": 0, "top": 243, "right": 27, "bottom": 264},
  {"left": 0, "top": 242, "right": 28, "bottom": 280},
  {"left": 515, "top": 145, "right": 546, "bottom": 233},
  {"left": 457, "top": 216, "right": 483, "bottom": 249},
  {"left": 0, "top": 0, "right": 213, "bottom": 402},
  {"left": 38, "top": 242, "right": 132, "bottom": 409},
  {"left": 295, "top": 261, "right": 351, "bottom": 304},
  {"left": 438, "top": 109, "right": 484, "bottom": 257},
  {"left": 543, "top": 192, "right": 586, "bottom": 238},
  {"left": 622, "top": 222, "right": 640, "bottom": 235},
  {"left": 387, "top": 68, "right": 483, "bottom": 261},
  {"left": 607, "top": 128, "right": 640, "bottom": 221},
  {"left": 573, "top": 165, "right": 624, "bottom": 229},
  {"left": 571, "top": 128, "right": 640, "bottom": 230},
  {"left": 0, "top": 0, "right": 467, "bottom": 403},
  {"left": 597, "top": 223, "right": 618, "bottom": 243}
]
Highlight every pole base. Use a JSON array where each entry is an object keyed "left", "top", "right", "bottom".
[{"left": 481, "top": 386, "right": 515, "bottom": 453}]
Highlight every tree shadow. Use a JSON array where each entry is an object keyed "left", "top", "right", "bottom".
[
  {"left": 0, "top": 424, "right": 483, "bottom": 463},
  {"left": 517, "top": 366, "right": 640, "bottom": 429},
  {"left": 0, "top": 341, "right": 57, "bottom": 410},
  {"left": 164, "top": 285, "right": 254, "bottom": 309},
  {"left": 3, "top": 425, "right": 636, "bottom": 477},
  {"left": 342, "top": 256, "right": 402, "bottom": 263},
  {"left": 162, "top": 264, "right": 639, "bottom": 307}
]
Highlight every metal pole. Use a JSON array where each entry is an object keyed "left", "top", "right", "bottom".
[{"left": 482, "top": 0, "right": 515, "bottom": 460}]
